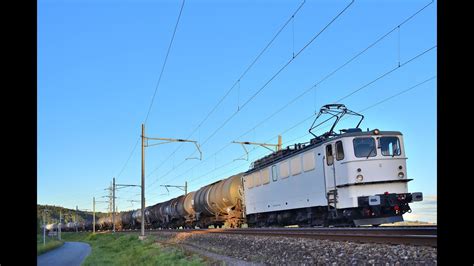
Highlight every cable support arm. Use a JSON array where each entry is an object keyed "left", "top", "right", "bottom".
[
  {"left": 231, "top": 135, "right": 282, "bottom": 161},
  {"left": 159, "top": 181, "right": 188, "bottom": 195},
  {"left": 233, "top": 143, "right": 249, "bottom": 161},
  {"left": 116, "top": 184, "right": 141, "bottom": 190},
  {"left": 144, "top": 137, "right": 202, "bottom": 160}
]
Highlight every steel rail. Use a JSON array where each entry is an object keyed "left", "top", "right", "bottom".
[{"left": 133, "top": 227, "right": 437, "bottom": 247}]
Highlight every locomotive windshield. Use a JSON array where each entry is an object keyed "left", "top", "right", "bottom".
[
  {"left": 380, "top": 136, "right": 401, "bottom": 156},
  {"left": 353, "top": 137, "right": 376, "bottom": 158}
]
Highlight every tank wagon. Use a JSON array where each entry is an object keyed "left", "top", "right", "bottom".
[
  {"left": 192, "top": 173, "right": 244, "bottom": 228},
  {"left": 95, "top": 173, "right": 244, "bottom": 230},
  {"left": 93, "top": 104, "right": 423, "bottom": 230},
  {"left": 45, "top": 223, "right": 57, "bottom": 231}
]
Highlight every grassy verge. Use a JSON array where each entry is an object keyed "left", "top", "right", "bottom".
[
  {"left": 37, "top": 235, "right": 64, "bottom": 255},
  {"left": 61, "top": 232, "right": 205, "bottom": 265}
]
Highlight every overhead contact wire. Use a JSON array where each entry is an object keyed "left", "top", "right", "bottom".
[
  {"left": 146, "top": 0, "right": 307, "bottom": 179},
  {"left": 148, "top": 0, "right": 434, "bottom": 193},
  {"left": 144, "top": 0, "right": 186, "bottom": 125}
]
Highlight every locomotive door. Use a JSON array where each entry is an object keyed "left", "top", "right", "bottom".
[{"left": 324, "top": 143, "right": 336, "bottom": 191}]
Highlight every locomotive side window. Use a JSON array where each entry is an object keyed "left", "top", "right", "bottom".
[
  {"left": 246, "top": 174, "right": 253, "bottom": 188},
  {"left": 254, "top": 172, "right": 262, "bottom": 187},
  {"left": 336, "top": 141, "right": 344, "bottom": 161},
  {"left": 380, "top": 136, "right": 401, "bottom": 156},
  {"left": 261, "top": 168, "right": 270, "bottom": 185},
  {"left": 353, "top": 137, "right": 377, "bottom": 158},
  {"left": 303, "top": 152, "right": 315, "bottom": 172},
  {"left": 291, "top": 156, "right": 302, "bottom": 176},
  {"left": 326, "top": 145, "right": 334, "bottom": 165},
  {"left": 272, "top": 165, "right": 278, "bottom": 181},
  {"left": 280, "top": 161, "right": 289, "bottom": 179}
]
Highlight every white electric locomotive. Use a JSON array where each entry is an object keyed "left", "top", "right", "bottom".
[{"left": 243, "top": 104, "right": 423, "bottom": 227}]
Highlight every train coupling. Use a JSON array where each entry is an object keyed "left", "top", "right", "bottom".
[{"left": 358, "top": 192, "right": 423, "bottom": 208}]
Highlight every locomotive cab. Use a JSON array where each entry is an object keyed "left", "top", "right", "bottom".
[{"left": 326, "top": 129, "right": 423, "bottom": 225}]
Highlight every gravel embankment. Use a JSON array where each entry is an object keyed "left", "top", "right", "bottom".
[{"left": 150, "top": 231, "right": 437, "bottom": 265}]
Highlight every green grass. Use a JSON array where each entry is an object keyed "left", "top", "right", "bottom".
[
  {"left": 61, "top": 232, "right": 205, "bottom": 265},
  {"left": 37, "top": 235, "right": 64, "bottom": 255}
]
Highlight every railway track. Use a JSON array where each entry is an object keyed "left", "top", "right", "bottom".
[{"left": 140, "top": 226, "right": 437, "bottom": 247}]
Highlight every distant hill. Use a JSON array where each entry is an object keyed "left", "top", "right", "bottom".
[{"left": 37, "top": 204, "right": 109, "bottom": 231}]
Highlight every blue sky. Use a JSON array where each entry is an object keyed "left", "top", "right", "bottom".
[{"left": 38, "top": 0, "right": 437, "bottom": 223}]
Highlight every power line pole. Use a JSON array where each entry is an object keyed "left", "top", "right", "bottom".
[
  {"left": 112, "top": 177, "right": 116, "bottom": 233},
  {"left": 75, "top": 205, "right": 78, "bottom": 233},
  {"left": 140, "top": 123, "right": 202, "bottom": 240},
  {"left": 43, "top": 210, "right": 46, "bottom": 246},
  {"left": 140, "top": 123, "right": 145, "bottom": 240},
  {"left": 58, "top": 210, "right": 62, "bottom": 241},
  {"left": 93, "top": 197, "right": 96, "bottom": 234},
  {"left": 105, "top": 182, "right": 114, "bottom": 231},
  {"left": 109, "top": 183, "right": 113, "bottom": 213}
]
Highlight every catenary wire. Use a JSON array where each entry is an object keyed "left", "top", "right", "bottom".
[
  {"left": 146, "top": 0, "right": 356, "bottom": 189},
  {"left": 145, "top": 0, "right": 307, "bottom": 179}
]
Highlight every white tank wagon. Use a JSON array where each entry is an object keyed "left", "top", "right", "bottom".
[{"left": 243, "top": 104, "right": 423, "bottom": 227}]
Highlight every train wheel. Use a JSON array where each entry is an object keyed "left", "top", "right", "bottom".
[{"left": 323, "top": 220, "right": 330, "bottom": 227}]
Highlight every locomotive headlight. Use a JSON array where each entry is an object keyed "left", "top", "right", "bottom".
[
  {"left": 356, "top": 174, "right": 364, "bottom": 182},
  {"left": 398, "top": 172, "right": 405, "bottom": 178}
]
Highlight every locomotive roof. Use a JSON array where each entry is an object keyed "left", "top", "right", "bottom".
[{"left": 244, "top": 130, "right": 402, "bottom": 175}]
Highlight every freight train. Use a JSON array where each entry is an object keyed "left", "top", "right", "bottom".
[{"left": 46, "top": 104, "right": 424, "bottom": 232}]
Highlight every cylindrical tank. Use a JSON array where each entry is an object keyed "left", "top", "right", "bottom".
[
  {"left": 169, "top": 197, "right": 181, "bottom": 219},
  {"left": 46, "top": 223, "right": 57, "bottom": 231},
  {"left": 157, "top": 201, "right": 168, "bottom": 222},
  {"left": 132, "top": 209, "right": 141, "bottom": 223},
  {"left": 153, "top": 202, "right": 164, "bottom": 223},
  {"left": 163, "top": 199, "right": 173, "bottom": 217},
  {"left": 114, "top": 213, "right": 123, "bottom": 229},
  {"left": 66, "top": 222, "right": 76, "bottom": 230},
  {"left": 183, "top": 191, "right": 195, "bottom": 217},
  {"left": 97, "top": 217, "right": 105, "bottom": 229},
  {"left": 193, "top": 173, "right": 243, "bottom": 216},
  {"left": 175, "top": 195, "right": 187, "bottom": 218},
  {"left": 121, "top": 211, "right": 133, "bottom": 228},
  {"left": 144, "top": 207, "right": 153, "bottom": 224},
  {"left": 208, "top": 173, "right": 243, "bottom": 214},
  {"left": 193, "top": 184, "right": 213, "bottom": 216},
  {"left": 148, "top": 203, "right": 160, "bottom": 224},
  {"left": 106, "top": 216, "right": 112, "bottom": 226}
]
